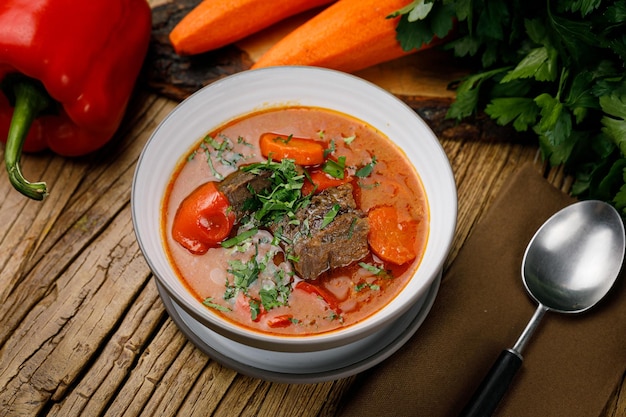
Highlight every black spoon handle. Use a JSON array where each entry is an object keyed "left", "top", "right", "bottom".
[{"left": 459, "top": 349, "right": 523, "bottom": 417}]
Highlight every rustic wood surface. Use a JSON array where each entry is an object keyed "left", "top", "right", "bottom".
[{"left": 0, "top": 1, "right": 624, "bottom": 416}]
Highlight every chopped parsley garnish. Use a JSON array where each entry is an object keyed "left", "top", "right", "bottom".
[
  {"left": 249, "top": 299, "right": 261, "bottom": 320},
  {"left": 359, "top": 262, "right": 383, "bottom": 274},
  {"left": 203, "top": 298, "right": 231, "bottom": 312},
  {"left": 321, "top": 204, "right": 341, "bottom": 228},
  {"left": 241, "top": 159, "right": 311, "bottom": 226},
  {"left": 194, "top": 133, "right": 251, "bottom": 180},
  {"left": 274, "top": 133, "right": 293, "bottom": 144},
  {"left": 355, "top": 155, "right": 377, "bottom": 178},
  {"left": 226, "top": 250, "right": 262, "bottom": 296},
  {"left": 347, "top": 217, "right": 357, "bottom": 238},
  {"left": 322, "top": 155, "right": 347, "bottom": 179},
  {"left": 323, "top": 139, "right": 336, "bottom": 159},
  {"left": 260, "top": 285, "right": 290, "bottom": 310},
  {"left": 222, "top": 238, "right": 294, "bottom": 317},
  {"left": 328, "top": 311, "right": 344, "bottom": 323},
  {"left": 359, "top": 262, "right": 393, "bottom": 279},
  {"left": 221, "top": 227, "right": 258, "bottom": 248},
  {"left": 354, "top": 282, "right": 381, "bottom": 292}
]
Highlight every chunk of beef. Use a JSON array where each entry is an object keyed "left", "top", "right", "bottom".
[
  {"left": 217, "top": 169, "right": 271, "bottom": 221},
  {"left": 271, "top": 184, "right": 370, "bottom": 280}
]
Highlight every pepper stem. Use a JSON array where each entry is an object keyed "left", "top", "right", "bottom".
[{"left": 4, "top": 80, "right": 51, "bottom": 200}]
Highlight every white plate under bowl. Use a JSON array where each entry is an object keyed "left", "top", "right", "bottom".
[{"left": 155, "top": 272, "right": 441, "bottom": 384}]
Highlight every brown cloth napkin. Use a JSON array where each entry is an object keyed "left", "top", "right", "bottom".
[{"left": 338, "top": 163, "right": 626, "bottom": 417}]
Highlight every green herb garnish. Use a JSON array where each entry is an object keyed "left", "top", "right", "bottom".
[
  {"left": 393, "top": 0, "right": 626, "bottom": 216},
  {"left": 249, "top": 299, "right": 261, "bottom": 320},
  {"left": 221, "top": 227, "right": 258, "bottom": 248},
  {"left": 322, "top": 156, "right": 346, "bottom": 179},
  {"left": 241, "top": 159, "right": 311, "bottom": 226},
  {"left": 197, "top": 133, "right": 250, "bottom": 180},
  {"left": 321, "top": 204, "right": 341, "bottom": 228},
  {"left": 359, "top": 262, "right": 384, "bottom": 275},
  {"left": 203, "top": 298, "right": 231, "bottom": 312},
  {"left": 324, "top": 139, "right": 336, "bottom": 159},
  {"left": 260, "top": 285, "right": 289, "bottom": 310},
  {"left": 355, "top": 155, "right": 377, "bottom": 178},
  {"left": 226, "top": 249, "right": 262, "bottom": 294},
  {"left": 354, "top": 282, "right": 381, "bottom": 292},
  {"left": 359, "top": 262, "right": 393, "bottom": 279}
]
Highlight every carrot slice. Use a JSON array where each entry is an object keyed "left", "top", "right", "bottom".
[
  {"left": 251, "top": 0, "right": 443, "bottom": 73},
  {"left": 169, "top": 0, "right": 335, "bottom": 55},
  {"left": 259, "top": 133, "right": 325, "bottom": 166},
  {"left": 367, "top": 206, "right": 418, "bottom": 265}
]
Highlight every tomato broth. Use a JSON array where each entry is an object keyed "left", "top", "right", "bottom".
[{"left": 162, "top": 107, "right": 429, "bottom": 336}]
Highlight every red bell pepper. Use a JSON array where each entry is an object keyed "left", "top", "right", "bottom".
[
  {"left": 0, "top": 0, "right": 152, "bottom": 200},
  {"left": 301, "top": 168, "right": 352, "bottom": 195},
  {"left": 295, "top": 281, "right": 342, "bottom": 314},
  {"left": 172, "top": 182, "right": 236, "bottom": 255}
]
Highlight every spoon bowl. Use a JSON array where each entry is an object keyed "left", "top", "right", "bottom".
[
  {"left": 523, "top": 200, "right": 624, "bottom": 313},
  {"left": 461, "top": 200, "right": 625, "bottom": 417}
]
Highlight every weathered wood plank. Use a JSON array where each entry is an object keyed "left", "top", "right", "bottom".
[
  {"left": 46, "top": 282, "right": 166, "bottom": 416},
  {"left": 0, "top": 203, "right": 149, "bottom": 415},
  {"left": 103, "top": 320, "right": 188, "bottom": 416},
  {"left": 171, "top": 361, "right": 240, "bottom": 416}
]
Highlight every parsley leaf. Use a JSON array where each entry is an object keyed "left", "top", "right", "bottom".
[
  {"left": 600, "top": 93, "right": 626, "bottom": 155},
  {"left": 485, "top": 97, "right": 539, "bottom": 131},
  {"left": 322, "top": 156, "right": 346, "bottom": 179},
  {"left": 241, "top": 159, "right": 310, "bottom": 226},
  {"left": 355, "top": 155, "right": 378, "bottom": 177},
  {"left": 203, "top": 298, "right": 231, "bottom": 312},
  {"left": 393, "top": 1, "right": 455, "bottom": 51},
  {"left": 394, "top": 0, "right": 626, "bottom": 216},
  {"left": 321, "top": 204, "right": 341, "bottom": 229}
]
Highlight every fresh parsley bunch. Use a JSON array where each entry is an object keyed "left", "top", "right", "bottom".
[{"left": 393, "top": 0, "right": 626, "bottom": 215}]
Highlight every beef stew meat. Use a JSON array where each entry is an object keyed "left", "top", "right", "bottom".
[
  {"left": 217, "top": 168, "right": 272, "bottom": 221},
  {"left": 271, "top": 183, "right": 369, "bottom": 280}
]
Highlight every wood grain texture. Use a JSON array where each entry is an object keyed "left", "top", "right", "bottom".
[{"left": 0, "top": 0, "right": 623, "bottom": 416}]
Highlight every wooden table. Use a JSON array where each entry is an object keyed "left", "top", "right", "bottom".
[{"left": 1, "top": 2, "right": 624, "bottom": 416}]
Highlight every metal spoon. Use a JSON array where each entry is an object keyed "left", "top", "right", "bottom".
[{"left": 460, "top": 200, "right": 625, "bottom": 417}]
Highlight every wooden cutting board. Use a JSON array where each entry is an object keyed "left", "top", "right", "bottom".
[
  {"left": 144, "top": 0, "right": 522, "bottom": 143},
  {"left": 146, "top": 0, "right": 468, "bottom": 98}
]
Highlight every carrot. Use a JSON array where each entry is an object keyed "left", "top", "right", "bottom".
[
  {"left": 251, "top": 0, "right": 438, "bottom": 73},
  {"left": 169, "top": 0, "right": 335, "bottom": 55},
  {"left": 367, "top": 206, "right": 418, "bottom": 265},
  {"left": 259, "top": 132, "right": 325, "bottom": 166}
]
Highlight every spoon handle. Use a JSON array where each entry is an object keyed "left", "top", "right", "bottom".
[{"left": 459, "top": 349, "right": 523, "bottom": 417}]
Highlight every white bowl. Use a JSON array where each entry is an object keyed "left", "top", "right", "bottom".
[{"left": 132, "top": 66, "right": 457, "bottom": 353}]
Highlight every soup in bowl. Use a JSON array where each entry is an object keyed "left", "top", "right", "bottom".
[{"left": 132, "top": 67, "right": 457, "bottom": 352}]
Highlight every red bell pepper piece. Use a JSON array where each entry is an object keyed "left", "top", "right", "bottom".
[
  {"left": 266, "top": 314, "right": 294, "bottom": 328},
  {"left": 302, "top": 168, "right": 352, "bottom": 195},
  {"left": 0, "top": 0, "right": 151, "bottom": 200},
  {"left": 172, "top": 182, "right": 236, "bottom": 255},
  {"left": 295, "top": 281, "right": 342, "bottom": 313}
]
